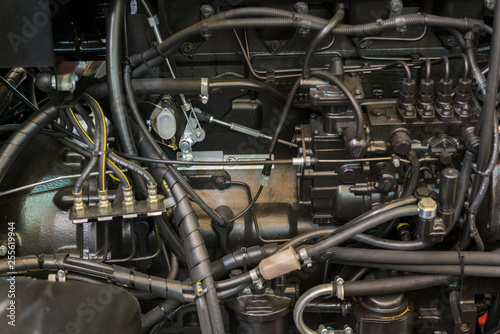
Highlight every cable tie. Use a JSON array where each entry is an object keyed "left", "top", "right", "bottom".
[
  {"left": 141, "top": 52, "right": 157, "bottom": 74},
  {"left": 153, "top": 42, "right": 169, "bottom": 59}
]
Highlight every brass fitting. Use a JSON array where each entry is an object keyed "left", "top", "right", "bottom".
[
  {"left": 98, "top": 189, "right": 111, "bottom": 213},
  {"left": 147, "top": 184, "right": 160, "bottom": 209},
  {"left": 122, "top": 186, "right": 135, "bottom": 211},
  {"left": 72, "top": 191, "right": 86, "bottom": 216}
]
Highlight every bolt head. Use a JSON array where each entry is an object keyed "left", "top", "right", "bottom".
[
  {"left": 390, "top": 0, "right": 403, "bottom": 13},
  {"left": 269, "top": 40, "right": 281, "bottom": 53},
  {"left": 294, "top": 2, "right": 308, "bottom": 14},
  {"left": 200, "top": 5, "right": 214, "bottom": 18},
  {"left": 181, "top": 43, "right": 194, "bottom": 55},
  {"left": 485, "top": 0, "right": 495, "bottom": 11}
]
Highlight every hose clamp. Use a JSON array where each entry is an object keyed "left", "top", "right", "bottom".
[
  {"left": 249, "top": 268, "right": 260, "bottom": 283},
  {"left": 299, "top": 19, "right": 311, "bottom": 36},
  {"left": 200, "top": 78, "right": 209, "bottom": 104},
  {"left": 298, "top": 248, "right": 313, "bottom": 267},
  {"left": 194, "top": 281, "right": 215, "bottom": 300},
  {"left": 335, "top": 276, "right": 345, "bottom": 300}
]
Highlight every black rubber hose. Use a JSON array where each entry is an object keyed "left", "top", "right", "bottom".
[
  {"left": 74, "top": 156, "right": 99, "bottom": 193},
  {"left": 310, "top": 71, "right": 364, "bottom": 140},
  {"left": 325, "top": 247, "right": 500, "bottom": 267},
  {"left": 108, "top": 153, "right": 156, "bottom": 187},
  {"left": 82, "top": 94, "right": 108, "bottom": 191},
  {"left": 302, "top": 9, "right": 345, "bottom": 79},
  {"left": 130, "top": 11, "right": 487, "bottom": 78},
  {"left": 141, "top": 300, "right": 182, "bottom": 330},
  {"left": 131, "top": 18, "right": 324, "bottom": 78},
  {"left": 67, "top": 273, "right": 157, "bottom": 300},
  {"left": 87, "top": 78, "right": 286, "bottom": 103},
  {"left": 464, "top": 31, "right": 487, "bottom": 97},
  {"left": 163, "top": 168, "right": 224, "bottom": 333},
  {"left": 450, "top": 150, "right": 475, "bottom": 230},
  {"left": 401, "top": 150, "right": 420, "bottom": 197},
  {"left": 486, "top": 294, "right": 500, "bottom": 332},
  {"left": 60, "top": 111, "right": 130, "bottom": 187},
  {"left": 279, "top": 229, "right": 431, "bottom": 251},
  {"left": 136, "top": 124, "right": 223, "bottom": 333},
  {"left": 209, "top": 79, "right": 286, "bottom": 103},
  {"left": 212, "top": 243, "right": 277, "bottom": 279},
  {"left": 0, "top": 103, "right": 58, "bottom": 184},
  {"left": 155, "top": 215, "right": 186, "bottom": 265},
  {"left": 216, "top": 271, "right": 253, "bottom": 290},
  {"left": 474, "top": 3, "right": 500, "bottom": 195},
  {"left": 342, "top": 274, "right": 456, "bottom": 297},
  {"left": 310, "top": 197, "right": 417, "bottom": 245},
  {"left": 106, "top": 0, "right": 138, "bottom": 156},
  {"left": 0, "top": 68, "right": 27, "bottom": 112},
  {"left": 306, "top": 205, "right": 419, "bottom": 257},
  {"left": 66, "top": 104, "right": 103, "bottom": 193},
  {"left": 335, "top": 261, "right": 500, "bottom": 278},
  {"left": 25, "top": 74, "right": 37, "bottom": 108}
]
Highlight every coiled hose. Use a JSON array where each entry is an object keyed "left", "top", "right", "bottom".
[{"left": 0, "top": 103, "right": 59, "bottom": 184}]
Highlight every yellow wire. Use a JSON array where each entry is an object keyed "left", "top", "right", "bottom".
[
  {"left": 86, "top": 95, "right": 108, "bottom": 191},
  {"left": 68, "top": 108, "right": 130, "bottom": 188}
]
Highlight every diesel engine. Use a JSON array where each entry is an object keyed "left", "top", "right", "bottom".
[{"left": 1, "top": 1, "right": 500, "bottom": 333}]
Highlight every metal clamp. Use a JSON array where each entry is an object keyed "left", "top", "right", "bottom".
[
  {"left": 335, "top": 276, "right": 345, "bottom": 300},
  {"left": 249, "top": 268, "right": 260, "bottom": 283},
  {"left": 200, "top": 78, "right": 209, "bottom": 104},
  {"left": 195, "top": 282, "right": 215, "bottom": 300},
  {"left": 299, "top": 248, "right": 313, "bottom": 268},
  {"left": 147, "top": 15, "right": 160, "bottom": 27}
]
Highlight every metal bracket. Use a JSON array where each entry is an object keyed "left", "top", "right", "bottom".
[{"left": 200, "top": 78, "right": 209, "bottom": 104}]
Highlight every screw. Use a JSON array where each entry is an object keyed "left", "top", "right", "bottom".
[
  {"left": 200, "top": 4, "right": 214, "bottom": 18},
  {"left": 460, "top": 322, "right": 470, "bottom": 332},
  {"left": 269, "top": 40, "right": 281, "bottom": 53},
  {"left": 181, "top": 42, "right": 194, "bottom": 55},
  {"left": 485, "top": 0, "right": 495, "bottom": 11},
  {"left": 446, "top": 37, "right": 457, "bottom": 47},
  {"left": 344, "top": 325, "right": 354, "bottom": 334},
  {"left": 215, "top": 177, "right": 226, "bottom": 187},
  {"left": 294, "top": 2, "right": 308, "bottom": 14},
  {"left": 390, "top": 0, "right": 403, "bottom": 13},
  {"left": 355, "top": 89, "right": 362, "bottom": 96},
  {"left": 57, "top": 270, "right": 66, "bottom": 281},
  {"left": 0, "top": 245, "right": 7, "bottom": 256}
]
